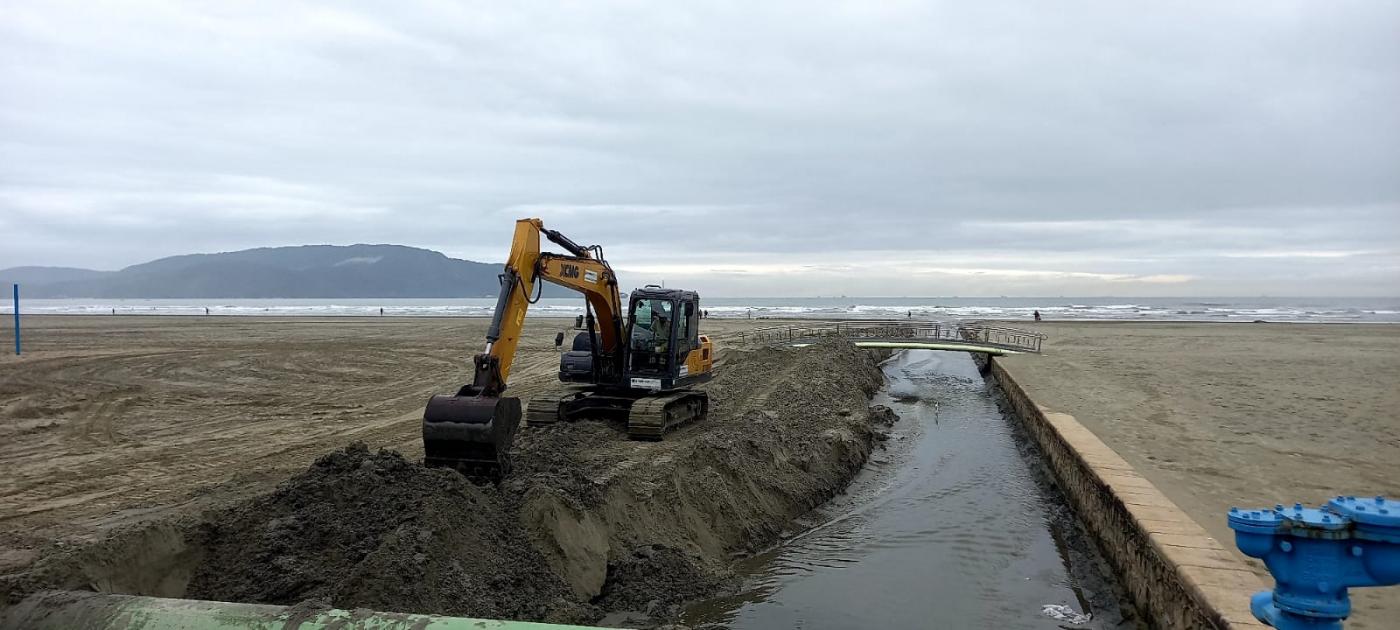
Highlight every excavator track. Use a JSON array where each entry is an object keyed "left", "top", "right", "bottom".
[
  {"left": 626, "top": 390, "right": 709, "bottom": 440},
  {"left": 524, "top": 386, "right": 587, "bottom": 426}
]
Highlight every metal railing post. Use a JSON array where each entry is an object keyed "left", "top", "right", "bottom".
[{"left": 11, "top": 284, "right": 18, "bottom": 356}]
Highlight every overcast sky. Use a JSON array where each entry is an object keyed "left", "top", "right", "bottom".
[{"left": 2, "top": 1, "right": 1397, "bottom": 296}]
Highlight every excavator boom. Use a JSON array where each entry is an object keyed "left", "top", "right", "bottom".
[{"left": 421, "top": 218, "right": 623, "bottom": 480}]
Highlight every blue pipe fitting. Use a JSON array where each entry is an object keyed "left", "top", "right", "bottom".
[{"left": 1227, "top": 495, "right": 1400, "bottom": 629}]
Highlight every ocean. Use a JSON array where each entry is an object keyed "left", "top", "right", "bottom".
[{"left": 3, "top": 297, "right": 1397, "bottom": 323}]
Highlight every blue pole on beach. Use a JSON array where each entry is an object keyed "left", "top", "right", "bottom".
[{"left": 12, "top": 283, "right": 19, "bottom": 356}]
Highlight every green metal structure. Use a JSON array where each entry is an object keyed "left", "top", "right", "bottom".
[{"left": 1, "top": 591, "right": 621, "bottom": 630}]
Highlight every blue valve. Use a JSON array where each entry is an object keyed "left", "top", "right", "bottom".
[{"left": 1227, "top": 495, "right": 1400, "bottom": 629}]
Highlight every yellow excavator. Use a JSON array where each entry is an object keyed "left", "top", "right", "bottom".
[{"left": 422, "top": 218, "right": 715, "bottom": 480}]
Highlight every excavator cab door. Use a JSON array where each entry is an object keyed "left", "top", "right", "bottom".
[
  {"left": 625, "top": 293, "right": 675, "bottom": 386},
  {"left": 624, "top": 288, "right": 702, "bottom": 391}
]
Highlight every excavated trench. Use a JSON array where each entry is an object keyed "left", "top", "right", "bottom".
[
  {"left": 1, "top": 340, "right": 894, "bottom": 627},
  {"left": 684, "top": 350, "right": 1138, "bottom": 629}
]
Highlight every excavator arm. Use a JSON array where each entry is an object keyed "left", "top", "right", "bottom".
[{"left": 422, "top": 218, "right": 623, "bottom": 479}]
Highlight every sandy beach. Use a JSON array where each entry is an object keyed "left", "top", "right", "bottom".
[
  {"left": 0, "top": 315, "right": 890, "bottom": 625},
  {"left": 2, "top": 316, "right": 1397, "bottom": 625},
  {"left": 996, "top": 321, "right": 1400, "bottom": 627},
  {"left": 0, "top": 315, "right": 763, "bottom": 570}
]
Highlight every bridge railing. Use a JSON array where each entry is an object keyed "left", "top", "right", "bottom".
[{"left": 737, "top": 320, "right": 1045, "bottom": 353}]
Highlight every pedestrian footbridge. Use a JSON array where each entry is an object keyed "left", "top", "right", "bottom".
[{"left": 738, "top": 320, "right": 1045, "bottom": 355}]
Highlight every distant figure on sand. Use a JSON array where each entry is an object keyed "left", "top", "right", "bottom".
[
  {"left": 205, "top": 307, "right": 209, "bottom": 316},
  {"left": 1033, "top": 310, "right": 1042, "bottom": 322},
  {"left": 380, "top": 307, "right": 384, "bottom": 316},
  {"left": 907, "top": 310, "right": 912, "bottom": 319}
]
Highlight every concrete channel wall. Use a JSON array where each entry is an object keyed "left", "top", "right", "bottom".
[{"left": 973, "top": 353, "right": 1269, "bottom": 630}]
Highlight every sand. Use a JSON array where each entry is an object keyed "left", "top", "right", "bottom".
[
  {"left": 4, "top": 315, "right": 1397, "bottom": 625},
  {"left": 0, "top": 315, "right": 889, "bottom": 626},
  {"left": 0, "top": 315, "right": 766, "bottom": 570},
  {"left": 995, "top": 321, "right": 1400, "bottom": 628}
]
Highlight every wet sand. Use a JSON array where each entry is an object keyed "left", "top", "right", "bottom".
[{"left": 995, "top": 321, "right": 1400, "bottom": 628}]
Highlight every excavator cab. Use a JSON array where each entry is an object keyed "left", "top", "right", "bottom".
[
  {"left": 624, "top": 287, "right": 710, "bottom": 391},
  {"left": 558, "top": 287, "right": 709, "bottom": 389}
]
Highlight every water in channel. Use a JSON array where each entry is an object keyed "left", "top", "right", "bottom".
[{"left": 683, "top": 350, "right": 1136, "bottom": 629}]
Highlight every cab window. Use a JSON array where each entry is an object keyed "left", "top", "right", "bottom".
[
  {"left": 679, "top": 301, "right": 698, "bottom": 351},
  {"left": 630, "top": 298, "right": 673, "bottom": 350}
]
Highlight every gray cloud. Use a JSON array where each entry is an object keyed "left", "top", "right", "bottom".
[{"left": 2, "top": 0, "right": 1397, "bottom": 296}]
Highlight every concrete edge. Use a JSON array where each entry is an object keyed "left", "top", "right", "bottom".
[{"left": 975, "top": 353, "right": 1270, "bottom": 629}]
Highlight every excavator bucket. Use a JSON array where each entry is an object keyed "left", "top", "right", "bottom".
[{"left": 422, "top": 389, "right": 521, "bottom": 482}]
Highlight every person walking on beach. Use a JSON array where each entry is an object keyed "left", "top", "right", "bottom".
[
  {"left": 1033, "top": 310, "right": 1042, "bottom": 322},
  {"left": 379, "top": 307, "right": 384, "bottom": 316},
  {"left": 205, "top": 307, "right": 209, "bottom": 316}
]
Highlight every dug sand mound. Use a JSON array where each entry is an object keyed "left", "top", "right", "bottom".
[
  {"left": 183, "top": 444, "right": 587, "bottom": 622},
  {"left": 499, "top": 339, "right": 889, "bottom": 617}
]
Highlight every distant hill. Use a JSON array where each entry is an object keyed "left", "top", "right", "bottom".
[
  {"left": 1, "top": 245, "right": 568, "bottom": 298},
  {"left": 0, "top": 266, "right": 113, "bottom": 286}
]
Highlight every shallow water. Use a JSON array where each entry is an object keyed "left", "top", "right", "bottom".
[{"left": 683, "top": 350, "right": 1136, "bottom": 629}]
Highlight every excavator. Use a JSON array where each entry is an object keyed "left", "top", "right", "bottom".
[{"left": 421, "top": 218, "right": 714, "bottom": 481}]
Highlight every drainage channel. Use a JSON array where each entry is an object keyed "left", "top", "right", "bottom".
[{"left": 682, "top": 350, "right": 1138, "bottom": 629}]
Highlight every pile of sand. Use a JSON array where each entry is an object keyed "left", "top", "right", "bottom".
[{"left": 184, "top": 444, "right": 587, "bottom": 623}]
